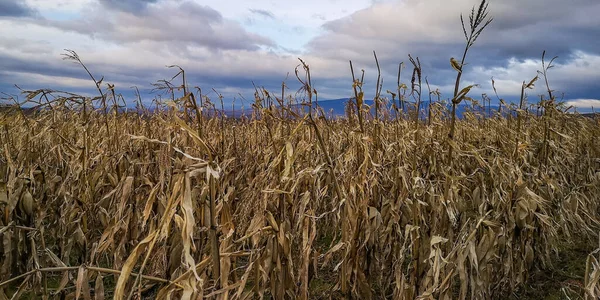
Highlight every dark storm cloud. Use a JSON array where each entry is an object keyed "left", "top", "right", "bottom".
[
  {"left": 0, "top": 0, "right": 36, "bottom": 17},
  {"left": 0, "top": 46, "right": 298, "bottom": 107},
  {"left": 0, "top": 54, "right": 90, "bottom": 81},
  {"left": 0, "top": 50, "right": 158, "bottom": 101}
]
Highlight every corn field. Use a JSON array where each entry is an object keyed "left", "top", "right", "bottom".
[{"left": 1, "top": 1, "right": 600, "bottom": 299}]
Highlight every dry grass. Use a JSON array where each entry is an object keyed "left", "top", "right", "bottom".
[{"left": 1, "top": 1, "right": 600, "bottom": 299}]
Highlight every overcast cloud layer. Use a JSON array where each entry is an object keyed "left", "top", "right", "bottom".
[{"left": 0, "top": 0, "right": 599, "bottom": 111}]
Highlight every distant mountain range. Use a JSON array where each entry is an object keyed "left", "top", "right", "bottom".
[
  {"left": 581, "top": 112, "right": 600, "bottom": 118},
  {"left": 4, "top": 99, "right": 597, "bottom": 120},
  {"left": 220, "top": 98, "right": 510, "bottom": 119}
]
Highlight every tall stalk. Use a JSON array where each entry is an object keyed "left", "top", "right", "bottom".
[
  {"left": 447, "top": 0, "right": 493, "bottom": 165},
  {"left": 538, "top": 51, "right": 558, "bottom": 169},
  {"left": 350, "top": 60, "right": 365, "bottom": 133},
  {"left": 373, "top": 51, "right": 382, "bottom": 146},
  {"left": 515, "top": 76, "right": 538, "bottom": 158}
]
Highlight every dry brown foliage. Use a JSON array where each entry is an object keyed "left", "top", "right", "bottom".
[
  {"left": 1, "top": 81, "right": 599, "bottom": 299},
  {"left": 1, "top": 1, "right": 600, "bottom": 299}
]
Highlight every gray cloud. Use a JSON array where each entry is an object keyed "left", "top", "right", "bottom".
[
  {"left": 0, "top": 35, "right": 299, "bottom": 105},
  {"left": 249, "top": 8, "right": 275, "bottom": 19},
  {"left": 98, "top": 0, "right": 160, "bottom": 12},
  {"left": 0, "top": 0, "right": 36, "bottom": 17},
  {"left": 476, "top": 0, "right": 600, "bottom": 59},
  {"left": 309, "top": 0, "right": 600, "bottom": 63},
  {"left": 302, "top": 0, "right": 600, "bottom": 101},
  {"left": 311, "top": 14, "right": 326, "bottom": 21},
  {"left": 41, "top": 1, "right": 273, "bottom": 51}
]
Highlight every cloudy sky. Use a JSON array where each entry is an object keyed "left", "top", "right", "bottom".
[{"left": 0, "top": 0, "right": 599, "bottom": 111}]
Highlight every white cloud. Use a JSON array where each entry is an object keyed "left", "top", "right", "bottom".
[
  {"left": 565, "top": 99, "right": 600, "bottom": 108},
  {"left": 463, "top": 51, "right": 600, "bottom": 101}
]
